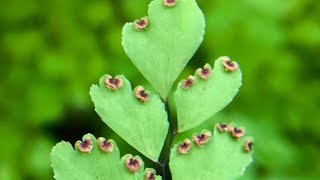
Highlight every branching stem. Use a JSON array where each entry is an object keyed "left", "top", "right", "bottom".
[{"left": 158, "top": 101, "right": 178, "bottom": 180}]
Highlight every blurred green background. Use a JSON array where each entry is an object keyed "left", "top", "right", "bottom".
[{"left": 0, "top": 0, "right": 319, "bottom": 179}]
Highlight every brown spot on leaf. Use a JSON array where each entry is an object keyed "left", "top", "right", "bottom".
[
  {"left": 105, "top": 75, "right": 123, "bottom": 91},
  {"left": 193, "top": 131, "right": 212, "bottom": 147},
  {"left": 97, "top": 137, "right": 113, "bottom": 153},
  {"left": 217, "top": 123, "right": 230, "bottom": 132},
  {"left": 145, "top": 170, "right": 156, "bottom": 180},
  {"left": 196, "top": 63, "right": 212, "bottom": 79},
  {"left": 231, "top": 126, "right": 245, "bottom": 139},
  {"left": 125, "top": 156, "right": 142, "bottom": 173},
  {"left": 222, "top": 56, "right": 239, "bottom": 72},
  {"left": 182, "top": 75, "right": 196, "bottom": 90},
  {"left": 244, "top": 139, "right": 253, "bottom": 153},
  {"left": 134, "top": 86, "right": 150, "bottom": 103},
  {"left": 134, "top": 17, "right": 149, "bottom": 30},
  {"left": 75, "top": 138, "right": 93, "bottom": 153},
  {"left": 178, "top": 139, "right": 192, "bottom": 154},
  {"left": 164, "top": 0, "right": 177, "bottom": 7}
]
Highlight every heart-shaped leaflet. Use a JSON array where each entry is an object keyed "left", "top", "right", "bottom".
[
  {"left": 122, "top": 0, "right": 205, "bottom": 99},
  {"left": 51, "top": 134, "right": 161, "bottom": 180},
  {"left": 169, "top": 124, "right": 253, "bottom": 180},
  {"left": 90, "top": 75, "right": 169, "bottom": 161},
  {"left": 175, "top": 57, "right": 242, "bottom": 132}
]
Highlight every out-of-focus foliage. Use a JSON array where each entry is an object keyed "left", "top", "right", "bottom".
[{"left": 0, "top": 0, "right": 319, "bottom": 179}]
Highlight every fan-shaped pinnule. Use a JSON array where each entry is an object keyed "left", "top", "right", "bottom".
[
  {"left": 122, "top": 0, "right": 205, "bottom": 99},
  {"left": 169, "top": 123, "right": 253, "bottom": 180},
  {"left": 90, "top": 75, "right": 169, "bottom": 162},
  {"left": 51, "top": 134, "right": 162, "bottom": 180},
  {"left": 175, "top": 57, "right": 242, "bottom": 132}
]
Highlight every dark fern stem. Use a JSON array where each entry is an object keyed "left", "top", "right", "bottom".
[{"left": 158, "top": 101, "right": 177, "bottom": 180}]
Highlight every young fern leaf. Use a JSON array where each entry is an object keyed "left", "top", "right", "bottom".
[
  {"left": 175, "top": 57, "right": 242, "bottom": 132},
  {"left": 89, "top": 75, "right": 169, "bottom": 162},
  {"left": 51, "top": 134, "right": 161, "bottom": 180},
  {"left": 170, "top": 123, "right": 253, "bottom": 180},
  {"left": 122, "top": 0, "right": 205, "bottom": 99},
  {"left": 51, "top": 0, "right": 254, "bottom": 178}
]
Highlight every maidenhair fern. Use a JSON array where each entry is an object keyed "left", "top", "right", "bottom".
[{"left": 51, "top": 0, "right": 254, "bottom": 179}]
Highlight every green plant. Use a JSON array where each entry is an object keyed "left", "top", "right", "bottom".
[{"left": 51, "top": 0, "right": 253, "bottom": 179}]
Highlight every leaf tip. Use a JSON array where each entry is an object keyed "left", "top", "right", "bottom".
[
  {"left": 75, "top": 134, "right": 94, "bottom": 153},
  {"left": 134, "top": 85, "right": 150, "bottom": 103},
  {"left": 182, "top": 75, "right": 196, "bottom": 90},
  {"left": 164, "top": 0, "right": 177, "bottom": 7},
  {"left": 125, "top": 155, "right": 143, "bottom": 173},
  {"left": 216, "top": 123, "right": 230, "bottom": 133},
  {"left": 105, "top": 74, "right": 124, "bottom": 91},
  {"left": 134, "top": 17, "right": 149, "bottom": 30},
  {"left": 196, "top": 63, "right": 212, "bottom": 80},
  {"left": 97, "top": 137, "right": 114, "bottom": 153},
  {"left": 221, "top": 56, "right": 239, "bottom": 72},
  {"left": 145, "top": 169, "right": 157, "bottom": 180},
  {"left": 244, "top": 139, "right": 254, "bottom": 153},
  {"left": 193, "top": 130, "right": 212, "bottom": 147},
  {"left": 178, "top": 139, "right": 192, "bottom": 154},
  {"left": 230, "top": 126, "right": 246, "bottom": 139}
]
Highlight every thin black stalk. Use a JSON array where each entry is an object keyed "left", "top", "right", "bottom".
[{"left": 160, "top": 101, "right": 178, "bottom": 180}]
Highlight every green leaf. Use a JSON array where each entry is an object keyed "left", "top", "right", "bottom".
[
  {"left": 89, "top": 75, "right": 169, "bottom": 161},
  {"left": 51, "top": 134, "right": 161, "bottom": 180},
  {"left": 175, "top": 57, "right": 242, "bottom": 132},
  {"left": 122, "top": 0, "right": 205, "bottom": 99},
  {"left": 170, "top": 124, "right": 253, "bottom": 180}
]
